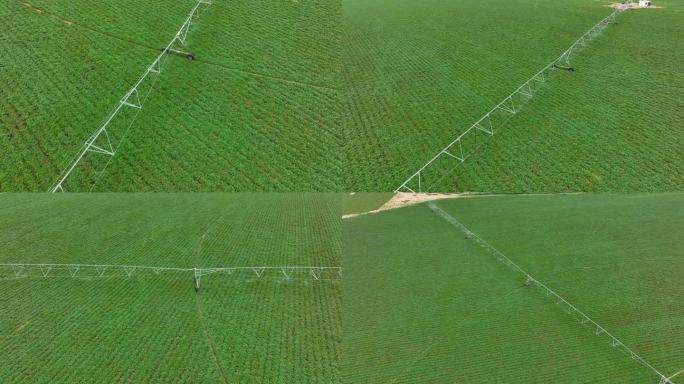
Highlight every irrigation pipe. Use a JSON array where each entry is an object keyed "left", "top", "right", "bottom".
[{"left": 427, "top": 201, "right": 674, "bottom": 383}]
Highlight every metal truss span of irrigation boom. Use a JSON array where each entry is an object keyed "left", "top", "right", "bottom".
[
  {"left": 426, "top": 202, "right": 675, "bottom": 384},
  {"left": 49, "top": 0, "right": 212, "bottom": 193},
  {"left": 0, "top": 263, "right": 342, "bottom": 287},
  {"left": 395, "top": 5, "right": 628, "bottom": 193}
]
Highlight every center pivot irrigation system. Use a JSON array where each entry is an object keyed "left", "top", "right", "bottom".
[
  {"left": 395, "top": 5, "right": 628, "bottom": 193},
  {"left": 426, "top": 202, "right": 677, "bottom": 384},
  {"left": 1, "top": 263, "right": 342, "bottom": 292},
  {"left": 49, "top": 0, "right": 212, "bottom": 192}
]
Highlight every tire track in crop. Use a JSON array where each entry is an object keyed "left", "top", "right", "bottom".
[
  {"left": 191, "top": 223, "right": 229, "bottom": 384},
  {"left": 194, "top": 292, "right": 229, "bottom": 384},
  {"left": 18, "top": 1, "right": 161, "bottom": 54},
  {"left": 3, "top": 1, "right": 159, "bottom": 190},
  {"left": 386, "top": 285, "right": 526, "bottom": 384},
  {"left": 22, "top": 1, "right": 338, "bottom": 95},
  {"left": 191, "top": 0, "right": 342, "bottom": 87},
  {"left": 196, "top": 59, "right": 340, "bottom": 92},
  {"left": 94, "top": 65, "right": 344, "bottom": 191},
  {"left": 424, "top": 6, "right": 684, "bottom": 193}
]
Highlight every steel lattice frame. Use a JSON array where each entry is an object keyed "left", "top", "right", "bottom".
[
  {"left": 0, "top": 263, "right": 342, "bottom": 284},
  {"left": 50, "top": 0, "right": 212, "bottom": 192},
  {"left": 427, "top": 202, "right": 675, "bottom": 384},
  {"left": 395, "top": 5, "right": 628, "bottom": 193}
]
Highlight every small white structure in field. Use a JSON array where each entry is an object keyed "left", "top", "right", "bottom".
[{"left": 639, "top": 0, "right": 652, "bottom": 7}]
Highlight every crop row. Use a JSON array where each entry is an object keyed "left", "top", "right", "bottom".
[
  {"left": 2, "top": 0, "right": 680, "bottom": 192},
  {"left": 0, "top": 276, "right": 223, "bottom": 383},
  {"left": 435, "top": 194, "right": 684, "bottom": 379},
  {"left": 341, "top": 0, "right": 623, "bottom": 191},
  {"left": 341, "top": 198, "right": 673, "bottom": 383},
  {"left": 2, "top": 0, "right": 346, "bottom": 192},
  {"left": 0, "top": 193, "right": 343, "bottom": 383},
  {"left": 0, "top": 1, "right": 175, "bottom": 191},
  {"left": 0, "top": 273, "right": 341, "bottom": 383},
  {"left": 25, "top": 0, "right": 196, "bottom": 49},
  {"left": 85, "top": 61, "right": 344, "bottom": 192},
  {"left": 190, "top": 0, "right": 342, "bottom": 88},
  {"left": 431, "top": 4, "right": 684, "bottom": 192},
  {"left": 0, "top": 193, "right": 342, "bottom": 268},
  {"left": 201, "top": 277, "right": 341, "bottom": 383}
]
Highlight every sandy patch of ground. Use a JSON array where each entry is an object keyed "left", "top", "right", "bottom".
[
  {"left": 342, "top": 192, "right": 589, "bottom": 219},
  {"left": 607, "top": 2, "right": 661, "bottom": 9},
  {"left": 342, "top": 193, "right": 469, "bottom": 219}
]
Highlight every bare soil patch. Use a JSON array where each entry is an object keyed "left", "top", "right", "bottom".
[
  {"left": 607, "top": 3, "right": 661, "bottom": 9},
  {"left": 342, "top": 193, "right": 469, "bottom": 219}
]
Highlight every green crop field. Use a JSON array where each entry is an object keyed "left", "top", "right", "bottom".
[
  {"left": 0, "top": 193, "right": 342, "bottom": 383},
  {"left": 2, "top": 0, "right": 680, "bottom": 192},
  {"left": 342, "top": 193, "right": 684, "bottom": 383},
  {"left": 430, "top": 2, "right": 684, "bottom": 192},
  {"left": 342, "top": 0, "right": 683, "bottom": 192},
  {"left": 91, "top": 0, "right": 344, "bottom": 192},
  {"left": 1, "top": 0, "right": 343, "bottom": 192},
  {"left": 0, "top": 0, "right": 176, "bottom": 190},
  {"left": 2, "top": 0, "right": 682, "bottom": 381}
]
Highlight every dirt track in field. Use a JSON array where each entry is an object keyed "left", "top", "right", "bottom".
[
  {"left": 342, "top": 193, "right": 468, "bottom": 219},
  {"left": 607, "top": 2, "right": 662, "bottom": 9}
]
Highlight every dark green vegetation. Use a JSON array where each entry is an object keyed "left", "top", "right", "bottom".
[
  {"left": 342, "top": 0, "right": 683, "bottom": 191},
  {"left": 342, "top": 193, "right": 684, "bottom": 383},
  {"left": 0, "top": 193, "right": 341, "bottom": 383},
  {"left": 1, "top": 0, "right": 343, "bottom": 191}
]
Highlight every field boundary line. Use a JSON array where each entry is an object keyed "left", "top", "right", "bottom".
[
  {"left": 49, "top": 0, "right": 213, "bottom": 192},
  {"left": 426, "top": 201, "right": 675, "bottom": 384},
  {"left": 395, "top": 5, "right": 629, "bottom": 193}
]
